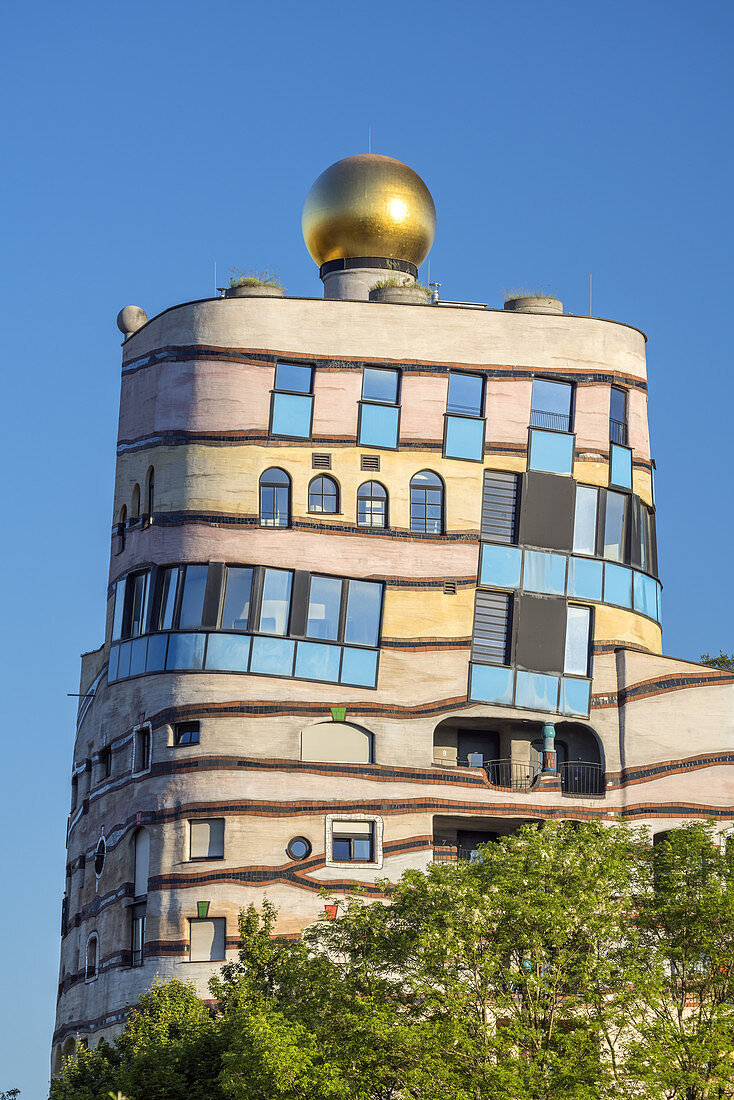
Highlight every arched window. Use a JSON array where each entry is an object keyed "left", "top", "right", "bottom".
[
  {"left": 85, "top": 934, "right": 99, "bottom": 981},
  {"left": 131, "top": 484, "right": 140, "bottom": 520},
  {"left": 357, "top": 481, "right": 388, "bottom": 528},
  {"left": 259, "top": 468, "right": 290, "bottom": 528},
  {"left": 94, "top": 836, "right": 106, "bottom": 878},
  {"left": 146, "top": 466, "right": 155, "bottom": 517},
  {"left": 118, "top": 505, "right": 127, "bottom": 551},
  {"left": 308, "top": 475, "right": 339, "bottom": 514},
  {"left": 410, "top": 470, "right": 444, "bottom": 534},
  {"left": 133, "top": 828, "right": 150, "bottom": 898}
]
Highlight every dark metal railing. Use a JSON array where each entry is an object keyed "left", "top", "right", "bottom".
[
  {"left": 484, "top": 758, "right": 539, "bottom": 792},
  {"left": 560, "top": 761, "right": 605, "bottom": 797},
  {"left": 530, "top": 409, "right": 571, "bottom": 432},
  {"left": 609, "top": 418, "right": 628, "bottom": 445}
]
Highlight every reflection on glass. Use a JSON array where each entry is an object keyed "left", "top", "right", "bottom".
[
  {"left": 480, "top": 544, "right": 522, "bottom": 589},
  {"left": 515, "top": 670, "right": 559, "bottom": 711},
  {"left": 530, "top": 379, "right": 572, "bottom": 430},
  {"left": 344, "top": 580, "right": 382, "bottom": 647},
  {"left": 295, "top": 641, "right": 341, "bottom": 682},
  {"left": 165, "top": 633, "right": 205, "bottom": 670},
  {"left": 306, "top": 576, "right": 343, "bottom": 640},
  {"left": 258, "top": 569, "right": 293, "bottom": 635},
  {"left": 640, "top": 508, "right": 653, "bottom": 572},
  {"left": 157, "top": 567, "right": 179, "bottom": 630},
  {"left": 108, "top": 644, "right": 120, "bottom": 681},
  {"left": 359, "top": 402, "right": 400, "bottom": 448},
  {"left": 633, "top": 572, "right": 657, "bottom": 619},
  {"left": 221, "top": 567, "right": 253, "bottom": 630},
  {"left": 146, "top": 633, "right": 168, "bottom": 671},
  {"left": 560, "top": 677, "right": 591, "bottom": 717},
  {"left": 523, "top": 550, "right": 567, "bottom": 595},
  {"left": 275, "top": 363, "right": 312, "bottom": 393},
  {"left": 528, "top": 429, "right": 574, "bottom": 475},
  {"left": 249, "top": 636, "right": 295, "bottom": 677},
  {"left": 573, "top": 485, "right": 598, "bottom": 555},
  {"left": 610, "top": 386, "right": 626, "bottom": 424},
  {"left": 308, "top": 476, "right": 338, "bottom": 513},
  {"left": 410, "top": 470, "right": 443, "bottom": 533},
  {"left": 603, "top": 492, "right": 626, "bottom": 561},
  {"left": 260, "top": 468, "right": 290, "bottom": 527},
  {"left": 567, "top": 556, "right": 603, "bottom": 601},
  {"left": 112, "top": 580, "right": 125, "bottom": 640},
  {"left": 564, "top": 606, "right": 591, "bottom": 675},
  {"left": 179, "top": 566, "right": 208, "bottom": 629},
  {"left": 469, "top": 663, "right": 515, "bottom": 706},
  {"left": 130, "top": 636, "right": 148, "bottom": 677},
  {"left": 362, "top": 367, "right": 398, "bottom": 403},
  {"left": 610, "top": 444, "right": 633, "bottom": 489},
  {"left": 444, "top": 414, "right": 485, "bottom": 461},
  {"left": 271, "top": 392, "right": 312, "bottom": 438},
  {"left": 447, "top": 372, "right": 483, "bottom": 416},
  {"left": 340, "top": 646, "right": 378, "bottom": 687},
  {"left": 130, "top": 572, "right": 149, "bottom": 638},
  {"left": 205, "top": 633, "right": 251, "bottom": 672},
  {"left": 604, "top": 563, "right": 632, "bottom": 608},
  {"left": 357, "top": 481, "right": 387, "bottom": 528}
]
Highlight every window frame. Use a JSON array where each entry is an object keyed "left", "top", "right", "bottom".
[
  {"left": 443, "top": 372, "right": 487, "bottom": 463},
  {"left": 131, "top": 904, "right": 146, "bottom": 968},
  {"left": 174, "top": 720, "right": 200, "bottom": 746},
  {"left": 357, "top": 366, "right": 402, "bottom": 451},
  {"left": 410, "top": 470, "right": 445, "bottom": 535},
  {"left": 188, "top": 818, "right": 225, "bottom": 862},
  {"left": 326, "top": 814, "right": 383, "bottom": 868},
  {"left": 609, "top": 386, "right": 628, "bottom": 444},
  {"left": 356, "top": 480, "right": 388, "bottom": 528},
  {"left": 85, "top": 933, "right": 99, "bottom": 982},
  {"left": 188, "top": 916, "right": 226, "bottom": 963},
  {"left": 562, "top": 603, "right": 593, "bottom": 678},
  {"left": 132, "top": 722, "right": 152, "bottom": 776},
  {"left": 308, "top": 474, "right": 340, "bottom": 515},
  {"left": 529, "top": 376, "right": 575, "bottom": 433},
  {"left": 259, "top": 467, "right": 292, "bottom": 528},
  {"left": 269, "top": 362, "right": 315, "bottom": 441}
]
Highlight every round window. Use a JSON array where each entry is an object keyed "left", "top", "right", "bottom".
[
  {"left": 94, "top": 837, "right": 106, "bottom": 877},
  {"left": 286, "top": 836, "right": 312, "bottom": 861}
]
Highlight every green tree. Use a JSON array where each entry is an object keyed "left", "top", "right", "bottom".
[{"left": 699, "top": 650, "right": 734, "bottom": 670}]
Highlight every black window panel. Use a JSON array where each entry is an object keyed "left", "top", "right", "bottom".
[
  {"left": 515, "top": 594, "right": 566, "bottom": 674},
  {"left": 530, "top": 379, "right": 573, "bottom": 432},
  {"left": 472, "top": 590, "right": 511, "bottom": 665},
  {"left": 289, "top": 570, "right": 311, "bottom": 638},
  {"left": 202, "top": 563, "right": 224, "bottom": 629},
  {"left": 480, "top": 471, "right": 519, "bottom": 544},
  {"left": 647, "top": 509, "right": 659, "bottom": 576},
  {"left": 519, "top": 472, "right": 575, "bottom": 551},
  {"left": 628, "top": 499, "right": 642, "bottom": 569}
]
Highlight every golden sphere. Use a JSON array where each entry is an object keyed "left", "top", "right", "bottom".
[{"left": 302, "top": 153, "right": 436, "bottom": 268}]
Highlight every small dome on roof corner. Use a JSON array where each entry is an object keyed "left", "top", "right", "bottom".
[
  {"left": 117, "top": 305, "right": 148, "bottom": 336},
  {"left": 302, "top": 153, "right": 436, "bottom": 268}
]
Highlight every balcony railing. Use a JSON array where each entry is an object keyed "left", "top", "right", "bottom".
[
  {"left": 560, "top": 761, "right": 605, "bottom": 797},
  {"left": 529, "top": 409, "right": 571, "bottom": 432},
  {"left": 609, "top": 418, "right": 628, "bottom": 445},
  {"left": 484, "top": 758, "right": 539, "bottom": 792}
]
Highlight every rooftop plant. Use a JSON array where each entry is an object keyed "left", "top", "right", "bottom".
[{"left": 228, "top": 267, "right": 283, "bottom": 290}]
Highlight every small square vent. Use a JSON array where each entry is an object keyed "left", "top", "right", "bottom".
[
  {"left": 443, "top": 580, "right": 458, "bottom": 595},
  {"left": 361, "top": 454, "right": 380, "bottom": 471},
  {"left": 312, "top": 453, "right": 332, "bottom": 469}
]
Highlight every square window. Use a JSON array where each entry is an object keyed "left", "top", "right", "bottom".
[
  {"left": 174, "top": 721, "right": 200, "bottom": 746},
  {"left": 604, "top": 563, "right": 633, "bottom": 608},
  {"left": 559, "top": 677, "right": 591, "bottom": 717},
  {"left": 331, "top": 820, "right": 375, "bottom": 863},
  {"left": 294, "top": 641, "right": 341, "bottom": 682},
  {"left": 479, "top": 544, "right": 522, "bottom": 589},
  {"left": 469, "top": 663, "right": 515, "bottom": 705},
  {"left": 189, "top": 918, "right": 225, "bottom": 962},
  {"left": 204, "top": 633, "right": 251, "bottom": 672},
  {"left": 527, "top": 429, "right": 574, "bottom": 475},
  {"left": 610, "top": 443, "right": 633, "bottom": 489},
  {"left": 165, "top": 633, "right": 206, "bottom": 670},
  {"left": 190, "top": 818, "right": 224, "bottom": 860},
  {"left": 523, "top": 550, "right": 567, "bottom": 595},
  {"left": 358, "top": 402, "right": 400, "bottom": 449},
  {"left": 249, "top": 636, "right": 295, "bottom": 677},
  {"left": 271, "top": 392, "right": 313, "bottom": 439},
  {"left": 530, "top": 379, "right": 573, "bottom": 432},
  {"left": 447, "top": 372, "right": 484, "bottom": 416},
  {"left": 444, "top": 414, "right": 485, "bottom": 461},
  {"left": 340, "top": 646, "right": 378, "bottom": 687},
  {"left": 275, "top": 363, "right": 312, "bottom": 393},
  {"left": 362, "top": 367, "right": 399, "bottom": 404},
  {"left": 567, "top": 556, "right": 603, "bottom": 601},
  {"left": 515, "top": 670, "right": 560, "bottom": 712}
]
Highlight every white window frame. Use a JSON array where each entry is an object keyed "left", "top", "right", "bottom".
[{"left": 325, "top": 813, "right": 383, "bottom": 870}]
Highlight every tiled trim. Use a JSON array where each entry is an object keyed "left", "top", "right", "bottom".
[{"left": 592, "top": 669, "right": 734, "bottom": 709}]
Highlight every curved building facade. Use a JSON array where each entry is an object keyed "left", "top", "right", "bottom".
[{"left": 53, "top": 156, "right": 734, "bottom": 1068}]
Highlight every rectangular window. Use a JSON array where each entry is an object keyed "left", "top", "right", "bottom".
[
  {"left": 522, "top": 550, "right": 567, "bottom": 595},
  {"left": 479, "top": 544, "right": 522, "bottom": 589},
  {"left": 174, "top": 721, "right": 200, "bottom": 746},
  {"left": 131, "top": 904, "right": 146, "bottom": 967},
  {"left": 134, "top": 725, "right": 151, "bottom": 773},
  {"left": 640, "top": 506, "right": 657, "bottom": 575},
  {"left": 100, "top": 746, "right": 112, "bottom": 779},
  {"left": 530, "top": 379, "right": 573, "bottom": 432},
  {"left": 480, "top": 471, "right": 519, "bottom": 544},
  {"left": 604, "top": 563, "right": 633, "bottom": 608},
  {"left": 332, "top": 820, "right": 374, "bottom": 863},
  {"left": 189, "top": 819, "right": 225, "bottom": 860},
  {"left": 271, "top": 363, "right": 314, "bottom": 439},
  {"left": 258, "top": 568, "right": 293, "bottom": 635},
  {"left": 221, "top": 567, "right": 253, "bottom": 631},
  {"left": 469, "top": 662, "right": 515, "bottom": 705},
  {"left": 447, "top": 372, "right": 484, "bottom": 415},
  {"left": 156, "top": 566, "right": 180, "bottom": 630},
  {"left": 564, "top": 606, "right": 591, "bottom": 676},
  {"left": 359, "top": 368, "right": 400, "bottom": 448},
  {"left": 112, "top": 580, "right": 125, "bottom": 640},
  {"left": 527, "top": 428, "right": 574, "bottom": 475},
  {"left": 189, "top": 917, "right": 226, "bottom": 962},
  {"left": 515, "top": 670, "right": 560, "bottom": 711},
  {"left": 472, "top": 590, "right": 512, "bottom": 665},
  {"left": 178, "top": 565, "right": 208, "bottom": 629},
  {"left": 573, "top": 485, "right": 598, "bottom": 555},
  {"left": 603, "top": 491, "right": 627, "bottom": 561},
  {"left": 609, "top": 386, "right": 627, "bottom": 444},
  {"left": 306, "top": 576, "right": 343, "bottom": 641},
  {"left": 610, "top": 443, "right": 633, "bottom": 489},
  {"left": 129, "top": 571, "right": 149, "bottom": 638},
  {"left": 343, "top": 580, "right": 383, "bottom": 647},
  {"left": 444, "top": 373, "right": 485, "bottom": 461}
]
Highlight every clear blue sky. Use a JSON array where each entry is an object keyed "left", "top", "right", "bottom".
[{"left": 1, "top": 1, "right": 732, "bottom": 1094}]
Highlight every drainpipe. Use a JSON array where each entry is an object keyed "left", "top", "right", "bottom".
[{"left": 541, "top": 722, "right": 557, "bottom": 773}]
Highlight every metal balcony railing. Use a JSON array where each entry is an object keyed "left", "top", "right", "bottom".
[
  {"left": 560, "top": 761, "right": 605, "bottom": 797},
  {"left": 530, "top": 409, "right": 571, "bottom": 432},
  {"left": 484, "top": 758, "right": 540, "bottom": 792},
  {"left": 609, "top": 418, "right": 628, "bottom": 445}
]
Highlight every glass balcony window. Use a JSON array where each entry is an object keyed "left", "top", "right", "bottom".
[
  {"left": 479, "top": 544, "right": 522, "bottom": 589},
  {"left": 523, "top": 550, "right": 567, "bottom": 595},
  {"left": 447, "top": 372, "right": 484, "bottom": 415},
  {"left": 610, "top": 443, "right": 633, "bottom": 490},
  {"left": 530, "top": 379, "right": 573, "bottom": 432},
  {"left": 358, "top": 402, "right": 400, "bottom": 449}
]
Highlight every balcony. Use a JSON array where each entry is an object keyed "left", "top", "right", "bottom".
[
  {"left": 559, "top": 761, "right": 605, "bottom": 797},
  {"left": 483, "top": 757, "right": 539, "bottom": 792},
  {"left": 529, "top": 409, "right": 571, "bottom": 432},
  {"left": 609, "top": 418, "right": 628, "bottom": 445}
]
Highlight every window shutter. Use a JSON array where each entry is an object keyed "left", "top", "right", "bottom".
[
  {"left": 481, "top": 472, "right": 519, "bottom": 543},
  {"left": 190, "top": 918, "right": 225, "bottom": 962},
  {"left": 472, "top": 591, "right": 511, "bottom": 664},
  {"left": 190, "top": 819, "right": 225, "bottom": 859}
]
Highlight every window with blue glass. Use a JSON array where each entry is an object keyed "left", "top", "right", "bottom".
[
  {"left": 308, "top": 476, "right": 339, "bottom": 514},
  {"left": 358, "top": 367, "right": 400, "bottom": 449},
  {"left": 332, "top": 820, "right": 374, "bottom": 863},
  {"left": 609, "top": 386, "right": 628, "bottom": 444},
  {"left": 564, "top": 605, "right": 591, "bottom": 676},
  {"left": 270, "top": 362, "right": 314, "bottom": 439},
  {"left": 410, "top": 470, "right": 444, "bottom": 534},
  {"left": 609, "top": 443, "right": 633, "bottom": 490},
  {"left": 573, "top": 485, "right": 598, "bottom": 555},
  {"left": 357, "top": 481, "right": 388, "bottom": 528},
  {"left": 444, "top": 372, "right": 485, "bottom": 461},
  {"left": 259, "top": 468, "right": 291, "bottom": 528},
  {"left": 530, "top": 379, "right": 573, "bottom": 432},
  {"left": 528, "top": 428, "right": 575, "bottom": 475}
]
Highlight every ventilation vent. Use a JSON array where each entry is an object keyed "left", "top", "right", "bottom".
[
  {"left": 443, "top": 580, "right": 458, "bottom": 595},
  {"left": 312, "top": 453, "right": 332, "bottom": 470},
  {"left": 361, "top": 454, "right": 380, "bottom": 471}
]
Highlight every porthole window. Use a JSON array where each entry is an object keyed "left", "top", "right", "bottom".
[
  {"left": 94, "top": 836, "right": 106, "bottom": 877},
  {"left": 286, "top": 836, "right": 312, "bottom": 861}
]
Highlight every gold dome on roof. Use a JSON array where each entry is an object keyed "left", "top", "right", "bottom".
[{"left": 302, "top": 153, "right": 436, "bottom": 268}]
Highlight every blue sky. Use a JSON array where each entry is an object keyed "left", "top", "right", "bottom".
[{"left": 1, "top": 1, "right": 732, "bottom": 1094}]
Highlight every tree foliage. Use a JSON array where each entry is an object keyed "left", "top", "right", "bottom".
[
  {"left": 700, "top": 650, "right": 734, "bottom": 670},
  {"left": 51, "top": 821, "right": 734, "bottom": 1100}
]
